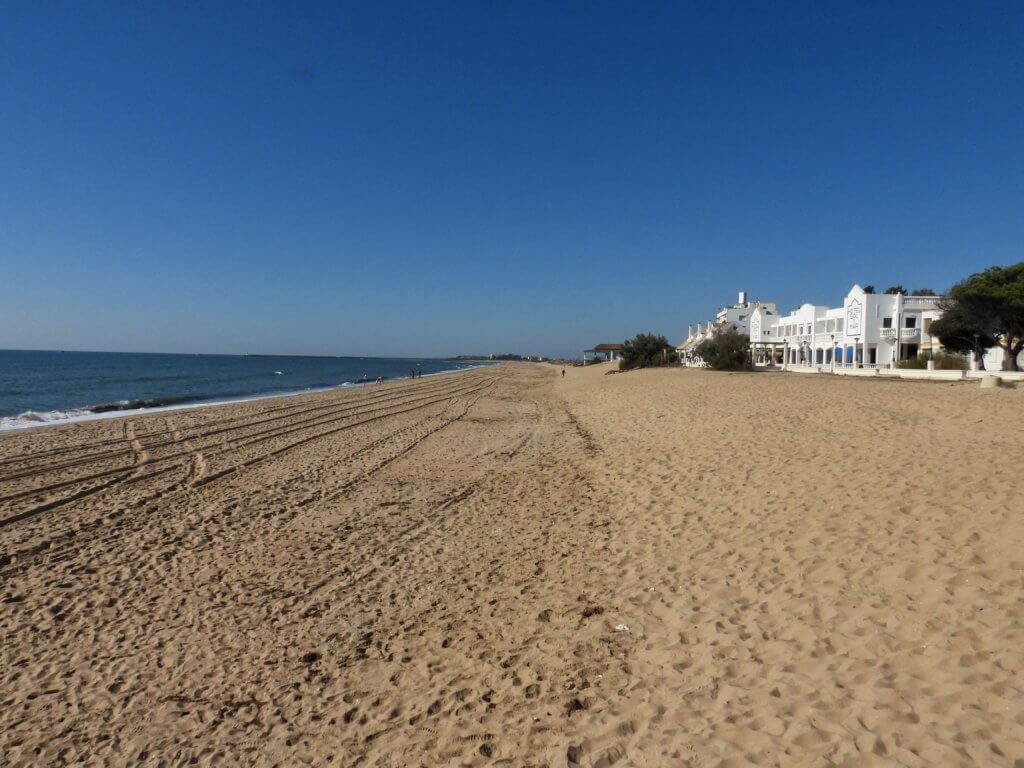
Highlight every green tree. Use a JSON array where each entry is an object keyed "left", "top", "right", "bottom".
[
  {"left": 911, "top": 288, "right": 937, "bottom": 296},
  {"left": 863, "top": 285, "right": 876, "bottom": 294},
  {"left": 618, "top": 333, "right": 677, "bottom": 370},
  {"left": 928, "top": 300, "right": 996, "bottom": 369},
  {"left": 695, "top": 331, "right": 752, "bottom": 371},
  {"left": 942, "top": 263, "right": 1024, "bottom": 371},
  {"left": 884, "top": 285, "right": 907, "bottom": 295}
]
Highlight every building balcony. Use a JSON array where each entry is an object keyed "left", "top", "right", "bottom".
[{"left": 880, "top": 328, "right": 920, "bottom": 341}]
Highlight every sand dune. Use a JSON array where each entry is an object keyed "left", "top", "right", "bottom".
[{"left": 2, "top": 364, "right": 1023, "bottom": 766}]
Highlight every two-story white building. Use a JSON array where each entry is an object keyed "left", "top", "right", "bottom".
[{"left": 749, "top": 285, "right": 945, "bottom": 369}]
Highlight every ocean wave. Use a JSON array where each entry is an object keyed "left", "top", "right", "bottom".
[
  {"left": 0, "top": 408, "right": 94, "bottom": 430},
  {"left": 0, "top": 396, "right": 199, "bottom": 429},
  {"left": 88, "top": 396, "right": 196, "bottom": 414}
]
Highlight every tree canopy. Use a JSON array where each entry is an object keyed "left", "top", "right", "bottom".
[
  {"left": 938, "top": 263, "right": 1024, "bottom": 371},
  {"left": 619, "top": 333, "right": 677, "bottom": 370},
  {"left": 696, "top": 331, "right": 752, "bottom": 371},
  {"left": 863, "top": 285, "right": 876, "bottom": 294},
  {"left": 928, "top": 300, "right": 997, "bottom": 366},
  {"left": 884, "top": 285, "right": 907, "bottom": 295}
]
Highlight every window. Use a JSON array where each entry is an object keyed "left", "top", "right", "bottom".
[
  {"left": 905, "top": 316, "right": 917, "bottom": 329},
  {"left": 882, "top": 317, "right": 892, "bottom": 329}
]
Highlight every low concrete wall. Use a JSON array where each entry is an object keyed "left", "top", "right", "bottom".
[
  {"left": 774, "top": 365, "right": 1020, "bottom": 384},
  {"left": 877, "top": 368, "right": 964, "bottom": 381},
  {"left": 833, "top": 368, "right": 880, "bottom": 377},
  {"left": 965, "top": 370, "right": 1024, "bottom": 382}
]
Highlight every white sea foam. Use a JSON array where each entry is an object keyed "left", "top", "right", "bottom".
[{"left": 0, "top": 408, "right": 94, "bottom": 430}]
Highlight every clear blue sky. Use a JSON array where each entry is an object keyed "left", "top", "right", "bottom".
[{"left": 2, "top": 2, "right": 1022, "bottom": 358}]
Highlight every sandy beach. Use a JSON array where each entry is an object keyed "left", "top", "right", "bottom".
[{"left": 2, "top": 363, "right": 1023, "bottom": 767}]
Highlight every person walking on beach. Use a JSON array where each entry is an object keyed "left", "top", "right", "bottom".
[{"left": 561, "top": 368, "right": 565, "bottom": 378}]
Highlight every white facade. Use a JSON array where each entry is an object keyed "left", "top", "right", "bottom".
[
  {"left": 675, "top": 322, "right": 717, "bottom": 366},
  {"left": 715, "top": 291, "right": 778, "bottom": 336},
  {"left": 750, "top": 286, "right": 945, "bottom": 369},
  {"left": 678, "top": 291, "right": 777, "bottom": 366}
]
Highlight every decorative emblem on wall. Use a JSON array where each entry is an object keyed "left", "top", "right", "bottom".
[{"left": 847, "top": 299, "right": 862, "bottom": 336}]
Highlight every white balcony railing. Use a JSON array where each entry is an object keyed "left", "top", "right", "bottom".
[{"left": 881, "top": 327, "right": 921, "bottom": 340}]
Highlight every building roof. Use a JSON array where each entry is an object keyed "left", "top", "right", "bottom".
[{"left": 592, "top": 343, "right": 623, "bottom": 351}]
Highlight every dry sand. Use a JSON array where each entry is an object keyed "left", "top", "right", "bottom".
[{"left": 1, "top": 363, "right": 1023, "bottom": 767}]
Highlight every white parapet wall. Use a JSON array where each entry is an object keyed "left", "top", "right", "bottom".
[
  {"left": 833, "top": 367, "right": 880, "bottom": 377},
  {"left": 810, "top": 367, "right": 1020, "bottom": 383},
  {"left": 877, "top": 368, "right": 964, "bottom": 380},
  {"left": 964, "top": 370, "right": 1024, "bottom": 382}
]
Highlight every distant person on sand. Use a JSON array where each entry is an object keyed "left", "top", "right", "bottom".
[
  {"left": 417, "top": 369, "right": 422, "bottom": 378},
  {"left": 375, "top": 376, "right": 382, "bottom": 384},
  {"left": 561, "top": 368, "right": 565, "bottom": 378}
]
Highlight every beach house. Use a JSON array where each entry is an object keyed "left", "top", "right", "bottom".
[{"left": 583, "top": 343, "right": 624, "bottom": 363}]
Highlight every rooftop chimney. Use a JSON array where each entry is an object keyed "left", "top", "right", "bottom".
[{"left": 738, "top": 290, "right": 747, "bottom": 305}]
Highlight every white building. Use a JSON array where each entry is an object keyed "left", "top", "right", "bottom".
[
  {"left": 678, "top": 291, "right": 778, "bottom": 366},
  {"left": 749, "top": 285, "right": 945, "bottom": 369},
  {"left": 675, "top": 322, "right": 715, "bottom": 366},
  {"left": 716, "top": 291, "right": 778, "bottom": 336}
]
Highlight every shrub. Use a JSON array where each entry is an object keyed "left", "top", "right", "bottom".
[
  {"left": 895, "top": 356, "right": 927, "bottom": 370},
  {"left": 618, "top": 333, "right": 678, "bottom": 371},
  {"left": 695, "top": 331, "right": 752, "bottom": 371},
  {"left": 896, "top": 351, "right": 967, "bottom": 370}
]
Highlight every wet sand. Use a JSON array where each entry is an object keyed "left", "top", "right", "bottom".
[{"left": 2, "top": 363, "right": 1023, "bottom": 766}]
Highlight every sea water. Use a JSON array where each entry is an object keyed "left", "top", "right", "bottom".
[{"left": 0, "top": 350, "right": 492, "bottom": 430}]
